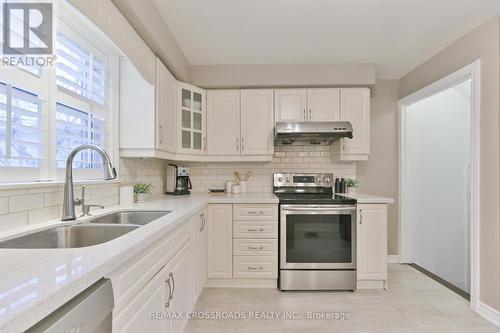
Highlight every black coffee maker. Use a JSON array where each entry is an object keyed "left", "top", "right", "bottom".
[{"left": 166, "top": 164, "right": 192, "bottom": 195}]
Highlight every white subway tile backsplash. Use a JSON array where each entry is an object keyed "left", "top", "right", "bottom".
[
  {"left": 0, "top": 212, "right": 28, "bottom": 231},
  {"left": 28, "top": 206, "right": 60, "bottom": 224},
  {"left": 0, "top": 158, "right": 169, "bottom": 231},
  {"left": 9, "top": 194, "right": 44, "bottom": 213}
]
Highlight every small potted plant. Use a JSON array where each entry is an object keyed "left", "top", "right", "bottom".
[
  {"left": 345, "top": 178, "right": 359, "bottom": 195},
  {"left": 134, "top": 183, "right": 152, "bottom": 203}
]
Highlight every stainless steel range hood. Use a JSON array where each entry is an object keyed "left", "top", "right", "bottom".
[{"left": 275, "top": 121, "right": 353, "bottom": 145}]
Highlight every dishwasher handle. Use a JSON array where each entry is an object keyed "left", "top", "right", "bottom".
[{"left": 26, "top": 278, "right": 114, "bottom": 333}]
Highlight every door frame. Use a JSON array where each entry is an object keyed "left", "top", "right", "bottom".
[{"left": 398, "top": 60, "right": 481, "bottom": 310}]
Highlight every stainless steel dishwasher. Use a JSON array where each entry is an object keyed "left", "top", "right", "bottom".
[{"left": 26, "top": 279, "right": 114, "bottom": 333}]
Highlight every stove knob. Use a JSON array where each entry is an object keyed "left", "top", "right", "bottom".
[
  {"left": 286, "top": 177, "right": 291, "bottom": 183},
  {"left": 317, "top": 177, "right": 323, "bottom": 183},
  {"left": 277, "top": 176, "right": 283, "bottom": 182},
  {"left": 324, "top": 177, "right": 331, "bottom": 183}
]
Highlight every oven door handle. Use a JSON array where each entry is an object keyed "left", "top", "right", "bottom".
[{"left": 281, "top": 206, "right": 356, "bottom": 212}]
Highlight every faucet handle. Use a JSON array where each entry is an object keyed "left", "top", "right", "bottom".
[
  {"left": 75, "top": 185, "right": 86, "bottom": 207},
  {"left": 82, "top": 204, "right": 104, "bottom": 217}
]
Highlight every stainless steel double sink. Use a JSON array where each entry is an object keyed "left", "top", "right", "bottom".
[{"left": 0, "top": 210, "right": 170, "bottom": 249}]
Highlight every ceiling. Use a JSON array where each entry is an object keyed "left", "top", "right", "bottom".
[{"left": 152, "top": 0, "right": 500, "bottom": 79}]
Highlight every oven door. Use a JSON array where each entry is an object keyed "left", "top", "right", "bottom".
[{"left": 280, "top": 205, "right": 356, "bottom": 269}]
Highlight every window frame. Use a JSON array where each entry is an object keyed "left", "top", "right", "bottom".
[{"left": 0, "top": 2, "right": 120, "bottom": 184}]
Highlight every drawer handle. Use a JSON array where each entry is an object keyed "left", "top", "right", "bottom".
[
  {"left": 247, "top": 228, "right": 264, "bottom": 232},
  {"left": 247, "top": 266, "right": 264, "bottom": 270},
  {"left": 248, "top": 246, "right": 264, "bottom": 250},
  {"left": 248, "top": 210, "right": 264, "bottom": 215}
]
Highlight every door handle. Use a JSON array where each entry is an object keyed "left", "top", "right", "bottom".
[
  {"left": 236, "top": 137, "right": 239, "bottom": 151},
  {"left": 203, "top": 137, "right": 207, "bottom": 151},
  {"left": 248, "top": 246, "right": 264, "bottom": 250},
  {"left": 241, "top": 137, "right": 245, "bottom": 151},
  {"left": 303, "top": 109, "right": 306, "bottom": 121},
  {"left": 199, "top": 213, "right": 204, "bottom": 231},
  {"left": 164, "top": 272, "right": 173, "bottom": 308},
  {"left": 159, "top": 125, "right": 164, "bottom": 144},
  {"left": 309, "top": 109, "right": 312, "bottom": 120},
  {"left": 247, "top": 228, "right": 264, "bottom": 232},
  {"left": 359, "top": 210, "right": 363, "bottom": 225}
]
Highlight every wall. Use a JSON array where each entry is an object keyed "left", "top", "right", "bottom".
[
  {"left": 0, "top": 158, "right": 167, "bottom": 232},
  {"left": 186, "top": 146, "right": 356, "bottom": 193},
  {"left": 357, "top": 80, "right": 399, "bottom": 255},
  {"left": 190, "top": 64, "right": 376, "bottom": 88},
  {"left": 111, "top": 0, "right": 191, "bottom": 81},
  {"left": 400, "top": 16, "right": 500, "bottom": 311}
]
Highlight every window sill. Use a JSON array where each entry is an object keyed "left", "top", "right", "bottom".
[{"left": 0, "top": 178, "right": 124, "bottom": 190}]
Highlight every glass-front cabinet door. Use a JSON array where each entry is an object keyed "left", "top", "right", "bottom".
[{"left": 178, "top": 82, "right": 206, "bottom": 154}]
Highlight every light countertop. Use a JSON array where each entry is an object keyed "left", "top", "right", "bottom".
[
  {"left": 337, "top": 192, "right": 395, "bottom": 204},
  {"left": 0, "top": 192, "right": 277, "bottom": 333}
]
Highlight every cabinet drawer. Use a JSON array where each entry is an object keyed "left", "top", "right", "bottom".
[
  {"left": 233, "top": 220, "right": 278, "bottom": 238},
  {"left": 233, "top": 239, "right": 277, "bottom": 256},
  {"left": 233, "top": 204, "right": 277, "bottom": 221},
  {"left": 233, "top": 256, "right": 278, "bottom": 278}
]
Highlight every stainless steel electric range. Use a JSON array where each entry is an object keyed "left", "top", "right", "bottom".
[{"left": 273, "top": 173, "right": 357, "bottom": 291}]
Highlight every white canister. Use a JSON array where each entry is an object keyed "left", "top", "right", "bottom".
[
  {"left": 239, "top": 180, "right": 248, "bottom": 193},
  {"left": 225, "top": 181, "right": 234, "bottom": 193},
  {"left": 120, "top": 185, "right": 134, "bottom": 205},
  {"left": 232, "top": 185, "right": 241, "bottom": 194}
]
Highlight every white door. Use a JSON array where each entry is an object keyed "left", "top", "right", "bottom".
[
  {"left": 340, "top": 88, "right": 370, "bottom": 156},
  {"left": 155, "top": 59, "right": 177, "bottom": 153},
  {"left": 167, "top": 242, "right": 192, "bottom": 333},
  {"left": 207, "top": 90, "right": 241, "bottom": 155},
  {"left": 240, "top": 89, "right": 274, "bottom": 155},
  {"left": 114, "top": 265, "right": 169, "bottom": 333},
  {"left": 357, "top": 204, "right": 387, "bottom": 280},
  {"left": 178, "top": 82, "right": 206, "bottom": 155},
  {"left": 274, "top": 89, "right": 307, "bottom": 122},
  {"left": 307, "top": 88, "right": 341, "bottom": 122},
  {"left": 207, "top": 204, "right": 233, "bottom": 278}
]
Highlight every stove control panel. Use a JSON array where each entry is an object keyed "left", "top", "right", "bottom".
[{"left": 273, "top": 173, "right": 334, "bottom": 187}]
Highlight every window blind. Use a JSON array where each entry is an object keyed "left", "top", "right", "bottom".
[
  {"left": 55, "top": 34, "right": 106, "bottom": 105},
  {"left": 0, "top": 82, "right": 44, "bottom": 168},
  {"left": 55, "top": 102, "right": 105, "bottom": 169}
]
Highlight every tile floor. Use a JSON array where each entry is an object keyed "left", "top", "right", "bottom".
[{"left": 186, "top": 264, "right": 500, "bottom": 333}]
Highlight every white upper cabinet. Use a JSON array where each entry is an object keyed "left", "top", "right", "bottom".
[
  {"left": 207, "top": 90, "right": 241, "bottom": 155},
  {"left": 275, "top": 88, "right": 340, "bottom": 122},
  {"left": 336, "top": 88, "right": 370, "bottom": 160},
  {"left": 156, "top": 59, "right": 177, "bottom": 153},
  {"left": 307, "top": 88, "right": 341, "bottom": 122},
  {"left": 240, "top": 89, "right": 274, "bottom": 155},
  {"left": 120, "top": 58, "right": 177, "bottom": 158},
  {"left": 178, "top": 82, "right": 207, "bottom": 155},
  {"left": 275, "top": 89, "right": 307, "bottom": 122},
  {"left": 206, "top": 89, "right": 274, "bottom": 159}
]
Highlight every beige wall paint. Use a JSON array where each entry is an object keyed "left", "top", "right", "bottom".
[
  {"left": 189, "top": 64, "right": 376, "bottom": 88},
  {"left": 357, "top": 80, "right": 399, "bottom": 255},
  {"left": 111, "top": 0, "right": 191, "bottom": 81},
  {"left": 400, "top": 16, "right": 500, "bottom": 311}
]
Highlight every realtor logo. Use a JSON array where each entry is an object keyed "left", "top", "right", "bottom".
[{"left": 3, "top": 2, "right": 53, "bottom": 55}]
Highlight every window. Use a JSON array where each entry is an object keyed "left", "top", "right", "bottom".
[
  {"left": 55, "top": 103, "right": 105, "bottom": 169},
  {"left": 0, "top": 83, "right": 44, "bottom": 168},
  {"left": 0, "top": 3, "right": 118, "bottom": 183}
]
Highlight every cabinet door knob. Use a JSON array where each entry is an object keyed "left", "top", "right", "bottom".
[{"left": 236, "top": 137, "right": 239, "bottom": 151}]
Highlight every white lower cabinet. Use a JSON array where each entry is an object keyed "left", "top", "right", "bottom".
[
  {"left": 356, "top": 203, "right": 388, "bottom": 288},
  {"left": 207, "top": 204, "right": 233, "bottom": 278},
  {"left": 114, "top": 242, "right": 192, "bottom": 333},
  {"left": 111, "top": 210, "right": 204, "bottom": 333},
  {"left": 114, "top": 264, "right": 169, "bottom": 333}
]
